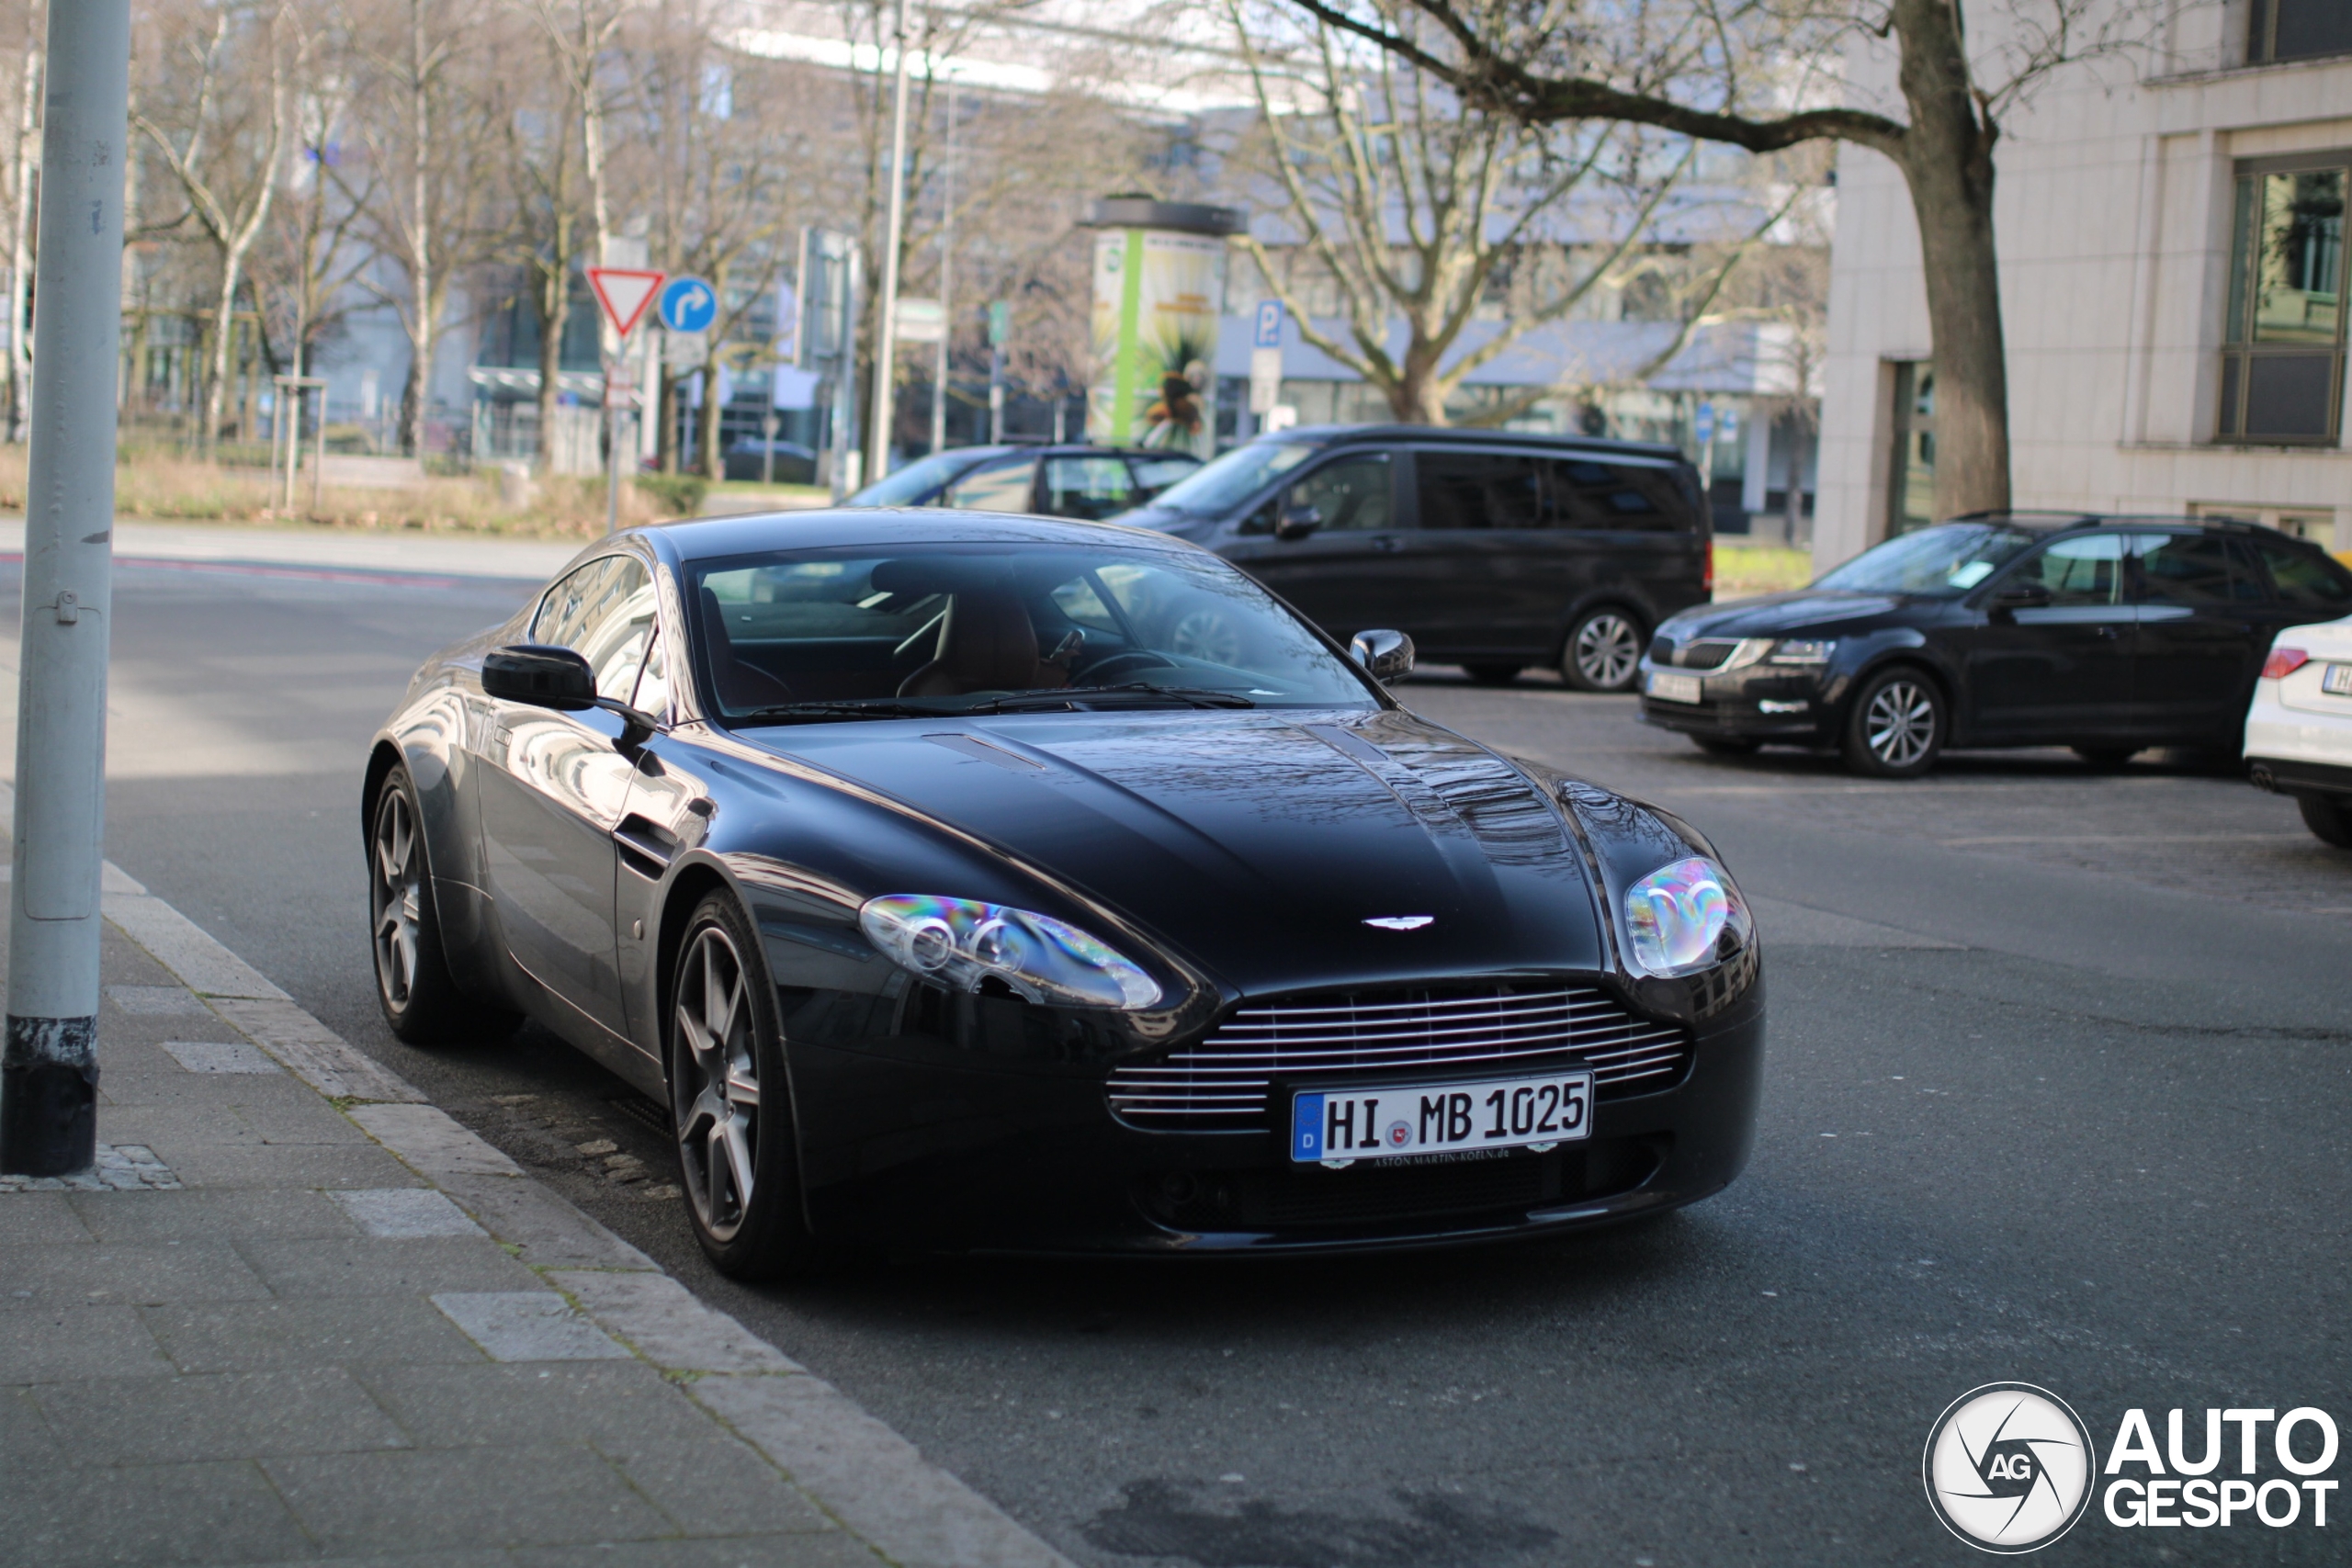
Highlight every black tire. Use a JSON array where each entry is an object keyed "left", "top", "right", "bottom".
[
  {"left": 1840, "top": 666, "right": 1946, "bottom": 779},
  {"left": 1463, "top": 662, "right": 1524, "bottom": 686},
  {"left": 668, "top": 891, "right": 822, "bottom": 1280},
  {"left": 1560, "top": 606, "right": 1645, "bottom": 693},
  {"left": 2301, "top": 795, "right": 2352, "bottom": 849},
  {"left": 2073, "top": 745, "right": 2140, "bottom": 770},
  {"left": 368, "top": 766, "right": 518, "bottom": 1045},
  {"left": 1691, "top": 736, "right": 1761, "bottom": 757}
]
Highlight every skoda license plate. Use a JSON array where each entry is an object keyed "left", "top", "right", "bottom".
[
  {"left": 2324, "top": 662, "right": 2352, "bottom": 695},
  {"left": 1292, "top": 1071, "right": 1594, "bottom": 1164},
  {"left": 1647, "top": 671, "right": 1702, "bottom": 704}
]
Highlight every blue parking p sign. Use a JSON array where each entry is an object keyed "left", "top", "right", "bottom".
[
  {"left": 1254, "top": 299, "right": 1283, "bottom": 348},
  {"left": 659, "top": 276, "right": 718, "bottom": 333}
]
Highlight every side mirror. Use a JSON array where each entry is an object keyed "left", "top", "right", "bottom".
[
  {"left": 1986, "top": 581, "right": 2052, "bottom": 620},
  {"left": 482, "top": 643, "right": 662, "bottom": 749},
  {"left": 483, "top": 644, "right": 595, "bottom": 709},
  {"left": 1273, "top": 502, "right": 1323, "bottom": 541},
  {"left": 1349, "top": 628, "right": 1415, "bottom": 682}
]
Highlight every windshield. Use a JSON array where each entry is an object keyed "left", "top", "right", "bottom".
[
  {"left": 1143, "top": 440, "right": 1317, "bottom": 515},
  {"left": 844, "top": 450, "right": 991, "bottom": 507},
  {"left": 1812, "top": 523, "right": 2041, "bottom": 596},
  {"left": 688, "top": 541, "right": 1376, "bottom": 722}
]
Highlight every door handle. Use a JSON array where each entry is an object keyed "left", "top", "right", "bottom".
[{"left": 1372, "top": 536, "right": 1402, "bottom": 552}]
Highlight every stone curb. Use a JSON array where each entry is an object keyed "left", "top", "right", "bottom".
[{"left": 96, "top": 855, "right": 1074, "bottom": 1568}]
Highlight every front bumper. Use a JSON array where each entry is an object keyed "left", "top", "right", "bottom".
[
  {"left": 785, "top": 993, "right": 1766, "bottom": 1257},
  {"left": 1636, "top": 659, "right": 1834, "bottom": 742}
]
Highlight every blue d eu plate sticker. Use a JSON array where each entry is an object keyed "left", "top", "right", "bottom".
[{"left": 1294, "top": 1093, "right": 1326, "bottom": 1160}]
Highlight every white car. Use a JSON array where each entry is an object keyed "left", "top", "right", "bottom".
[{"left": 2245, "top": 612, "right": 2352, "bottom": 848}]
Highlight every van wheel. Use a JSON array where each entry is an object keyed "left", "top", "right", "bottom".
[
  {"left": 1561, "top": 608, "right": 1644, "bottom": 692},
  {"left": 2301, "top": 795, "right": 2352, "bottom": 849},
  {"left": 1841, "top": 667, "right": 1945, "bottom": 778},
  {"left": 1463, "top": 662, "right": 1523, "bottom": 686}
]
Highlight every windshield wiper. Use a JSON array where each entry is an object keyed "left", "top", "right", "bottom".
[
  {"left": 728, "top": 699, "right": 962, "bottom": 726},
  {"left": 976, "top": 683, "right": 1255, "bottom": 711}
]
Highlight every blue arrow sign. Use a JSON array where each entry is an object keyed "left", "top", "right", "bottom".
[
  {"left": 659, "top": 276, "right": 718, "bottom": 333},
  {"left": 1254, "top": 299, "right": 1283, "bottom": 349}
]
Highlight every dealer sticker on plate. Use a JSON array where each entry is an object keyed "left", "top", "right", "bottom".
[
  {"left": 1646, "top": 670, "right": 1702, "bottom": 704},
  {"left": 1292, "top": 1071, "right": 1594, "bottom": 1164}
]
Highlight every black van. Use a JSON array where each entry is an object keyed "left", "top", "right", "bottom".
[{"left": 1115, "top": 425, "right": 1713, "bottom": 690}]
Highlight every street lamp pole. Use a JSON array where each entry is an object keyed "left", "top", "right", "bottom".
[
  {"left": 1, "top": 0, "right": 130, "bottom": 1176},
  {"left": 866, "top": 0, "right": 911, "bottom": 482},
  {"left": 930, "top": 82, "right": 955, "bottom": 457}
]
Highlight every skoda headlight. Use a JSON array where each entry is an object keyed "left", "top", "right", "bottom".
[
  {"left": 859, "top": 894, "right": 1162, "bottom": 1009},
  {"left": 1622, "top": 857, "right": 1752, "bottom": 977},
  {"left": 1768, "top": 638, "right": 1834, "bottom": 665}
]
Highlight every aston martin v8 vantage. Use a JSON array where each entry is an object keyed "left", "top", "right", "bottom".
[{"left": 365, "top": 510, "right": 1763, "bottom": 1276}]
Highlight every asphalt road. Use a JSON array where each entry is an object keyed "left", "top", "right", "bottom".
[{"left": 20, "top": 557, "right": 2352, "bottom": 1566}]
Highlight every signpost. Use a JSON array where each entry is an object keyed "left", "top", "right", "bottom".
[
  {"left": 588, "top": 265, "right": 665, "bottom": 535},
  {"left": 987, "top": 299, "right": 1009, "bottom": 443},
  {"left": 1249, "top": 299, "right": 1285, "bottom": 429}
]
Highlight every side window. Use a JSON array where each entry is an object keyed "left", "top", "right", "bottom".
[
  {"left": 1291, "top": 455, "right": 1394, "bottom": 531},
  {"left": 2255, "top": 538, "right": 2352, "bottom": 610},
  {"left": 2014, "top": 535, "right": 2127, "bottom": 606},
  {"left": 2132, "top": 532, "right": 2262, "bottom": 605},
  {"left": 944, "top": 456, "right": 1036, "bottom": 512},
  {"left": 530, "top": 556, "right": 658, "bottom": 702},
  {"left": 1549, "top": 459, "right": 1685, "bottom": 531},
  {"left": 1041, "top": 456, "right": 1136, "bottom": 521},
  {"left": 1415, "top": 451, "right": 1538, "bottom": 530}
]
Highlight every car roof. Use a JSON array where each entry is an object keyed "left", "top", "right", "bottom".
[
  {"left": 629, "top": 507, "right": 1206, "bottom": 564},
  {"left": 1946, "top": 510, "right": 2298, "bottom": 538},
  {"left": 907, "top": 443, "right": 1199, "bottom": 461},
  {"left": 1259, "top": 423, "right": 1686, "bottom": 462}
]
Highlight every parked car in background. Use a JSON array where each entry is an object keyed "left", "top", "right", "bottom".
[
  {"left": 721, "top": 438, "right": 819, "bottom": 485},
  {"left": 2245, "top": 612, "right": 2352, "bottom": 847},
  {"left": 842, "top": 445, "right": 1202, "bottom": 522},
  {"left": 1116, "top": 425, "right": 1713, "bottom": 691},
  {"left": 1638, "top": 514, "right": 2352, "bottom": 777}
]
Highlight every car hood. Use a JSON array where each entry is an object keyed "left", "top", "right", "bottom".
[
  {"left": 744, "top": 707, "right": 1609, "bottom": 995},
  {"left": 1661, "top": 589, "right": 1908, "bottom": 639}
]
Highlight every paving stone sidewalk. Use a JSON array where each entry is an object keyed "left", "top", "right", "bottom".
[{"left": 0, "top": 865, "right": 1066, "bottom": 1568}]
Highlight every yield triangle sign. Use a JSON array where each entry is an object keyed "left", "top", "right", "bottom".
[{"left": 587, "top": 267, "right": 665, "bottom": 337}]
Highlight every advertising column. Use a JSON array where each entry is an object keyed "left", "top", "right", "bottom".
[{"left": 1085, "top": 198, "right": 1245, "bottom": 456}]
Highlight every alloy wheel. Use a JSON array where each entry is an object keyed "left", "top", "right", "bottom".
[
  {"left": 1864, "top": 680, "right": 1938, "bottom": 770},
  {"left": 370, "top": 786, "right": 423, "bottom": 1010},
  {"left": 673, "top": 923, "right": 761, "bottom": 1243},
  {"left": 1573, "top": 613, "right": 1641, "bottom": 689}
]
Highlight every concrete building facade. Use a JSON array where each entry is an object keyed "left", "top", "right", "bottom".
[{"left": 1815, "top": 0, "right": 2352, "bottom": 569}]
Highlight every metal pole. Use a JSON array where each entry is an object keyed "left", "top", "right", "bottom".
[
  {"left": 988, "top": 346, "right": 1002, "bottom": 444},
  {"left": 866, "top": 0, "right": 911, "bottom": 482},
  {"left": 930, "top": 83, "right": 955, "bottom": 457},
  {"left": 605, "top": 351, "right": 628, "bottom": 535},
  {"left": 310, "top": 385, "right": 326, "bottom": 513},
  {"left": 2, "top": 0, "right": 129, "bottom": 1177}
]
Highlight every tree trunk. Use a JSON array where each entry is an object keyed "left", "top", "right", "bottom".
[
  {"left": 536, "top": 271, "right": 567, "bottom": 473},
  {"left": 698, "top": 363, "right": 721, "bottom": 480},
  {"left": 1889, "top": 0, "right": 2009, "bottom": 519},
  {"left": 401, "top": 0, "right": 431, "bottom": 458}
]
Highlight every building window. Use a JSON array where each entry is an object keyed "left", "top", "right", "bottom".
[
  {"left": 2218, "top": 158, "right": 2346, "bottom": 445},
  {"left": 1886, "top": 361, "right": 1935, "bottom": 534},
  {"left": 2249, "top": 0, "right": 2352, "bottom": 63}
]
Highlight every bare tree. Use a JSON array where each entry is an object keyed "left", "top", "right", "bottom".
[
  {"left": 3, "top": 3, "right": 37, "bottom": 440},
  {"left": 134, "top": 0, "right": 295, "bottom": 451},
  {"left": 1279, "top": 0, "right": 2155, "bottom": 514},
  {"left": 258, "top": 15, "right": 378, "bottom": 395}
]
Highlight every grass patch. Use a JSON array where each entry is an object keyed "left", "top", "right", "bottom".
[{"left": 1714, "top": 544, "right": 1813, "bottom": 601}]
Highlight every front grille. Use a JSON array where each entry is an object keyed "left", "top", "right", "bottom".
[
  {"left": 1107, "top": 984, "right": 1691, "bottom": 1131},
  {"left": 1677, "top": 638, "right": 1742, "bottom": 671}
]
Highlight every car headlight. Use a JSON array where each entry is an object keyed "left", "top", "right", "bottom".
[
  {"left": 1768, "top": 638, "right": 1834, "bottom": 664},
  {"left": 859, "top": 894, "right": 1162, "bottom": 1009},
  {"left": 1623, "top": 856, "right": 1753, "bottom": 977}
]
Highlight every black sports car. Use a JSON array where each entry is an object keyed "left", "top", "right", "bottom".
[{"left": 366, "top": 510, "right": 1763, "bottom": 1276}]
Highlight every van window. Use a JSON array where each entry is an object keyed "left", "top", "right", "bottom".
[
  {"left": 1417, "top": 451, "right": 1544, "bottom": 529},
  {"left": 1292, "top": 455, "right": 1392, "bottom": 531},
  {"left": 1548, "top": 459, "right": 1689, "bottom": 531}
]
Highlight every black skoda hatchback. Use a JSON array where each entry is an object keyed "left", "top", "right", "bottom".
[
  {"left": 1118, "top": 426, "right": 1713, "bottom": 691},
  {"left": 1638, "top": 514, "right": 2352, "bottom": 777}
]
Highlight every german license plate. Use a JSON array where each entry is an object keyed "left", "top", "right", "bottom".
[
  {"left": 2324, "top": 663, "right": 2352, "bottom": 695},
  {"left": 1646, "top": 671, "right": 1702, "bottom": 704},
  {"left": 1291, "top": 1071, "right": 1594, "bottom": 1164}
]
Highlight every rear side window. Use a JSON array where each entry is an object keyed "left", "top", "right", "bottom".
[
  {"left": 944, "top": 456, "right": 1035, "bottom": 512},
  {"left": 2253, "top": 538, "right": 2352, "bottom": 610},
  {"left": 1042, "top": 455, "right": 1136, "bottom": 520},
  {"left": 1549, "top": 459, "right": 1690, "bottom": 531},
  {"left": 2132, "top": 533, "right": 2265, "bottom": 604},
  {"left": 1416, "top": 451, "right": 1543, "bottom": 529}
]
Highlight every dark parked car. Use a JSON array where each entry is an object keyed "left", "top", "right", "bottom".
[
  {"left": 1638, "top": 514, "right": 2352, "bottom": 777},
  {"left": 1117, "top": 425, "right": 1713, "bottom": 691},
  {"left": 366, "top": 510, "right": 1763, "bottom": 1275},
  {"left": 843, "top": 444, "right": 1202, "bottom": 521},
  {"left": 721, "top": 438, "right": 818, "bottom": 484}
]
